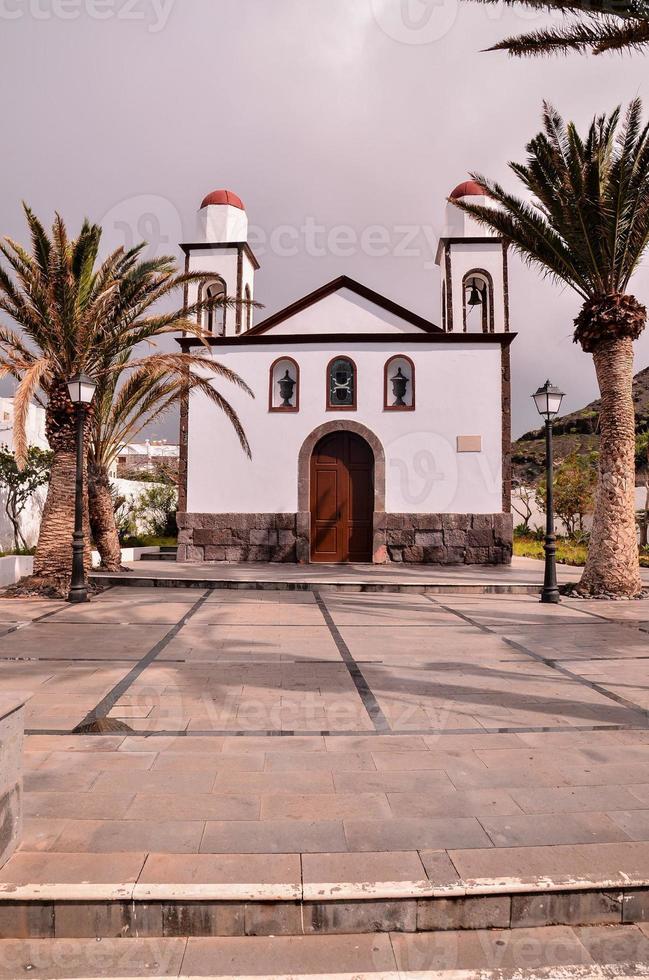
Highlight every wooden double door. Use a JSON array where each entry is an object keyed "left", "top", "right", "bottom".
[{"left": 310, "top": 432, "right": 374, "bottom": 563}]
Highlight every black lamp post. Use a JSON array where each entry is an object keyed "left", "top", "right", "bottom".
[
  {"left": 532, "top": 380, "right": 565, "bottom": 604},
  {"left": 67, "top": 373, "right": 97, "bottom": 604}
]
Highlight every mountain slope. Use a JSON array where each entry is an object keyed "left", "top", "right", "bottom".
[{"left": 513, "top": 366, "right": 649, "bottom": 484}]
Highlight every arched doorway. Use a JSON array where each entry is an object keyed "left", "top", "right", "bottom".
[{"left": 310, "top": 431, "right": 374, "bottom": 563}]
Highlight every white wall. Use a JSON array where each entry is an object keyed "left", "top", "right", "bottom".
[
  {"left": 447, "top": 242, "right": 507, "bottom": 335},
  {"left": 262, "top": 290, "right": 425, "bottom": 335},
  {"left": 187, "top": 340, "right": 504, "bottom": 515},
  {"left": 186, "top": 248, "right": 241, "bottom": 337}
]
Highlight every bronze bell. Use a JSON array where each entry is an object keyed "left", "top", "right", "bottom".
[{"left": 467, "top": 281, "right": 483, "bottom": 307}]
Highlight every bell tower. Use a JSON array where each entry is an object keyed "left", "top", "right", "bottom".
[
  {"left": 182, "top": 189, "right": 259, "bottom": 336},
  {"left": 436, "top": 180, "right": 509, "bottom": 334}
]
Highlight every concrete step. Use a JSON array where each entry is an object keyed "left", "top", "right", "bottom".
[
  {"left": 90, "top": 571, "right": 543, "bottom": 595},
  {"left": 2, "top": 845, "right": 649, "bottom": 939},
  {"left": 0, "top": 928, "right": 648, "bottom": 978}
]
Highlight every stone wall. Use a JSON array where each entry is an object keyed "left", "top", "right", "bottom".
[
  {"left": 177, "top": 512, "right": 513, "bottom": 565},
  {"left": 177, "top": 513, "right": 310, "bottom": 563},
  {"left": 374, "top": 513, "right": 513, "bottom": 565}
]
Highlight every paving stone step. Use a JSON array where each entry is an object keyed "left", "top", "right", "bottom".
[
  {"left": 0, "top": 928, "right": 648, "bottom": 978},
  {"left": 90, "top": 572, "right": 543, "bottom": 595},
  {"left": 1, "top": 885, "right": 649, "bottom": 939}
]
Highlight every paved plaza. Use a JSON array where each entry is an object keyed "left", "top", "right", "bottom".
[
  {"left": 2, "top": 574, "right": 649, "bottom": 975},
  {"left": 1, "top": 581, "right": 649, "bottom": 857}
]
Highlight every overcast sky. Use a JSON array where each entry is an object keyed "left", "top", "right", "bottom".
[{"left": 3, "top": 0, "right": 649, "bottom": 440}]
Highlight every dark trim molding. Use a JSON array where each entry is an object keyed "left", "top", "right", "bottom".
[
  {"left": 501, "top": 345, "right": 512, "bottom": 514},
  {"left": 269, "top": 356, "right": 300, "bottom": 413},
  {"left": 247, "top": 275, "right": 441, "bottom": 336},
  {"left": 502, "top": 241, "right": 510, "bottom": 333},
  {"left": 383, "top": 354, "right": 416, "bottom": 412},
  {"left": 178, "top": 248, "right": 191, "bottom": 513},
  {"left": 436, "top": 235, "right": 503, "bottom": 264},
  {"left": 235, "top": 248, "right": 243, "bottom": 335},
  {"left": 179, "top": 331, "right": 517, "bottom": 350},
  {"left": 444, "top": 247, "right": 454, "bottom": 332},
  {"left": 180, "top": 241, "right": 260, "bottom": 271},
  {"left": 326, "top": 355, "right": 357, "bottom": 411}
]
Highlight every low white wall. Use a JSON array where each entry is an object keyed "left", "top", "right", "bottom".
[
  {"left": 0, "top": 547, "right": 161, "bottom": 587},
  {"left": 91, "top": 546, "right": 159, "bottom": 568},
  {"left": 0, "top": 556, "right": 34, "bottom": 587}
]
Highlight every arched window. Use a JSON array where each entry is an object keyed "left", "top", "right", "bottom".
[
  {"left": 384, "top": 355, "right": 415, "bottom": 411},
  {"left": 244, "top": 284, "right": 252, "bottom": 333},
  {"left": 269, "top": 356, "right": 299, "bottom": 412},
  {"left": 327, "top": 356, "right": 356, "bottom": 411},
  {"left": 462, "top": 269, "right": 494, "bottom": 333},
  {"left": 199, "top": 277, "right": 226, "bottom": 335}
]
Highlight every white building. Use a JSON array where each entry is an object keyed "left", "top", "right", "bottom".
[
  {"left": 112, "top": 440, "right": 179, "bottom": 479},
  {"left": 178, "top": 182, "right": 514, "bottom": 565}
]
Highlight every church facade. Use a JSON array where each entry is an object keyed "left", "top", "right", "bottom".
[{"left": 177, "top": 184, "right": 515, "bottom": 565}]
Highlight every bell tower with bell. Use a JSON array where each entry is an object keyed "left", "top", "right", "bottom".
[
  {"left": 436, "top": 180, "right": 510, "bottom": 335},
  {"left": 182, "top": 189, "right": 259, "bottom": 338}
]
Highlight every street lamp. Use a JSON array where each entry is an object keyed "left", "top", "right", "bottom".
[
  {"left": 532, "top": 380, "right": 565, "bottom": 604},
  {"left": 66, "top": 373, "right": 97, "bottom": 603}
]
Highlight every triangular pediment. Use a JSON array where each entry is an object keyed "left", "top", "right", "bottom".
[{"left": 247, "top": 276, "right": 440, "bottom": 337}]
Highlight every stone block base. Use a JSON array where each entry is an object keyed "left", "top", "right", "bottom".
[
  {"left": 176, "top": 514, "right": 309, "bottom": 564},
  {"left": 376, "top": 513, "right": 513, "bottom": 566},
  {"left": 177, "top": 513, "right": 512, "bottom": 565},
  {"left": 0, "top": 696, "right": 26, "bottom": 870}
]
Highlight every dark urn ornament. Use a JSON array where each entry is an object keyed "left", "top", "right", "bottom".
[
  {"left": 391, "top": 366, "right": 410, "bottom": 407},
  {"left": 278, "top": 369, "right": 296, "bottom": 407}
]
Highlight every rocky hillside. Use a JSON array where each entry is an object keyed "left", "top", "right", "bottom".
[{"left": 513, "top": 365, "right": 649, "bottom": 485}]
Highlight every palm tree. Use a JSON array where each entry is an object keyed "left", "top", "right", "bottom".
[
  {"left": 0, "top": 206, "right": 251, "bottom": 592},
  {"left": 473, "top": 0, "right": 649, "bottom": 55},
  {"left": 89, "top": 355, "right": 251, "bottom": 571},
  {"left": 453, "top": 99, "right": 649, "bottom": 597}
]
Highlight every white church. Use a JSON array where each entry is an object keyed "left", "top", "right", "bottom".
[{"left": 177, "top": 183, "right": 514, "bottom": 565}]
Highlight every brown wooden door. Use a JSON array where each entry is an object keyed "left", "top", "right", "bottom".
[{"left": 310, "top": 432, "right": 374, "bottom": 563}]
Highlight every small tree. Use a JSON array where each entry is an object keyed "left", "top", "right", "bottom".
[
  {"left": 536, "top": 451, "right": 599, "bottom": 538},
  {"left": 0, "top": 446, "right": 53, "bottom": 552},
  {"left": 133, "top": 484, "right": 178, "bottom": 538},
  {"left": 512, "top": 481, "right": 536, "bottom": 533}
]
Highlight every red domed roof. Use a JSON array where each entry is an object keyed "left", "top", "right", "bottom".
[
  {"left": 449, "top": 180, "right": 488, "bottom": 200},
  {"left": 200, "top": 189, "right": 245, "bottom": 210}
]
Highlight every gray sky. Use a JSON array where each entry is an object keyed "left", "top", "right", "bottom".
[{"left": 2, "top": 0, "right": 649, "bottom": 439}]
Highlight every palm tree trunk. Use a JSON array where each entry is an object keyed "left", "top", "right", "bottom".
[
  {"left": 32, "top": 444, "right": 91, "bottom": 587},
  {"left": 89, "top": 462, "right": 123, "bottom": 571},
  {"left": 31, "top": 382, "right": 92, "bottom": 593},
  {"left": 578, "top": 337, "right": 644, "bottom": 597}
]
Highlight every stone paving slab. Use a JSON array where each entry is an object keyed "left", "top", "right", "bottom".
[
  {"left": 4, "top": 584, "right": 649, "bottom": 923},
  {"left": 1, "top": 932, "right": 649, "bottom": 978}
]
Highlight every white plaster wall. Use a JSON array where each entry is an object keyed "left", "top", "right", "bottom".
[
  {"left": 442, "top": 197, "right": 500, "bottom": 239},
  {"left": 448, "top": 242, "right": 506, "bottom": 335},
  {"left": 261, "top": 290, "right": 424, "bottom": 335},
  {"left": 187, "top": 341, "right": 504, "bottom": 515},
  {"left": 186, "top": 248, "right": 241, "bottom": 336},
  {"left": 197, "top": 205, "right": 248, "bottom": 244}
]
